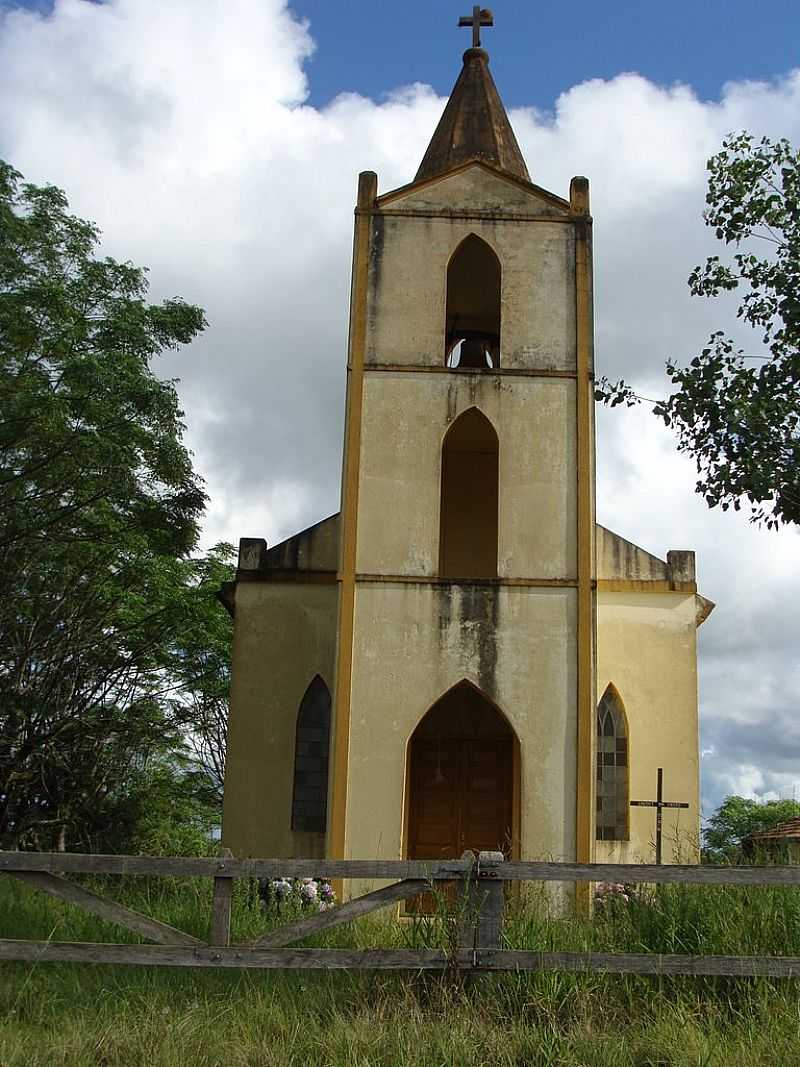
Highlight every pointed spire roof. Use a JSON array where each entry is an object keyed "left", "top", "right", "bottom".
[{"left": 415, "top": 47, "right": 530, "bottom": 184}]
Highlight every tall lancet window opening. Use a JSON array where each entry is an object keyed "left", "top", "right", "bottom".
[
  {"left": 439, "top": 408, "right": 499, "bottom": 578},
  {"left": 596, "top": 685, "right": 629, "bottom": 841},
  {"left": 445, "top": 235, "right": 501, "bottom": 369},
  {"left": 291, "top": 675, "right": 331, "bottom": 833}
]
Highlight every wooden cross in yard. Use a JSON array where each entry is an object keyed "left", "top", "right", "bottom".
[
  {"left": 458, "top": 6, "right": 494, "bottom": 49},
  {"left": 630, "top": 767, "right": 689, "bottom": 865}
]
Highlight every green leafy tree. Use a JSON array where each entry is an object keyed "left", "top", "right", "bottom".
[
  {"left": 167, "top": 543, "right": 236, "bottom": 806},
  {"left": 597, "top": 133, "right": 800, "bottom": 528},
  {"left": 703, "top": 795, "right": 800, "bottom": 862},
  {"left": 89, "top": 754, "right": 221, "bottom": 857},
  {"left": 0, "top": 161, "right": 210, "bottom": 849}
]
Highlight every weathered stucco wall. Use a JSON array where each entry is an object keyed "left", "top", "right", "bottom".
[
  {"left": 336, "top": 160, "right": 587, "bottom": 886},
  {"left": 222, "top": 581, "right": 338, "bottom": 858},
  {"left": 344, "top": 583, "right": 577, "bottom": 866},
  {"left": 357, "top": 374, "right": 576, "bottom": 580},
  {"left": 597, "top": 526, "right": 671, "bottom": 583},
  {"left": 264, "top": 514, "right": 339, "bottom": 573},
  {"left": 595, "top": 590, "right": 701, "bottom": 864}
]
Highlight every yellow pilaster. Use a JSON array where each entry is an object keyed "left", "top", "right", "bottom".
[
  {"left": 328, "top": 171, "right": 377, "bottom": 861},
  {"left": 571, "top": 176, "right": 596, "bottom": 886}
]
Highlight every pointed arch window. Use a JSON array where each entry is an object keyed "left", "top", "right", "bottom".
[
  {"left": 439, "top": 408, "right": 498, "bottom": 578},
  {"left": 445, "top": 235, "right": 501, "bottom": 369},
  {"left": 596, "top": 686, "right": 629, "bottom": 841},
  {"left": 291, "top": 675, "right": 331, "bottom": 833}
]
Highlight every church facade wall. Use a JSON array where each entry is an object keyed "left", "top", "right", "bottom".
[
  {"left": 596, "top": 590, "right": 701, "bottom": 864},
  {"left": 344, "top": 582, "right": 578, "bottom": 872},
  {"left": 221, "top": 580, "right": 338, "bottom": 859}
]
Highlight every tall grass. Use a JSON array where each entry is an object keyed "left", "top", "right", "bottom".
[{"left": 1, "top": 874, "right": 799, "bottom": 1066}]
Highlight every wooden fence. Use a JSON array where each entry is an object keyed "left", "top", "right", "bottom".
[{"left": 2, "top": 850, "right": 800, "bottom": 976}]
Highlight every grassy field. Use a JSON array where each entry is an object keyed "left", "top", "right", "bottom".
[{"left": 1, "top": 873, "right": 800, "bottom": 1066}]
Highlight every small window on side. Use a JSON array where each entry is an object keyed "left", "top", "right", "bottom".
[
  {"left": 291, "top": 675, "right": 331, "bottom": 834},
  {"left": 596, "top": 685, "right": 629, "bottom": 842}
]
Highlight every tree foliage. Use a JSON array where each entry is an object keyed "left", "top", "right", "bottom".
[
  {"left": 96, "top": 755, "right": 222, "bottom": 858},
  {"left": 0, "top": 160, "right": 219, "bottom": 850},
  {"left": 167, "top": 543, "right": 235, "bottom": 807},
  {"left": 703, "top": 794, "right": 800, "bottom": 862},
  {"left": 596, "top": 133, "right": 800, "bottom": 527}
]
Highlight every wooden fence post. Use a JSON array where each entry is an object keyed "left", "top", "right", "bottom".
[
  {"left": 209, "top": 848, "right": 234, "bottom": 947},
  {"left": 458, "top": 850, "right": 504, "bottom": 965},
  {"left": 475, "top": 851, "right": 504, "bottom": 960},
  {"left": 457, "top": 850, "right": 477, "bottom": 953}
]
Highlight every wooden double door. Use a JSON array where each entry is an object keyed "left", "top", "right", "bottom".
[{"left": 408, "top": 732, "right": 513, "bottom": 861}]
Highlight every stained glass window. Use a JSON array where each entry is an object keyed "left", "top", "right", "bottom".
[{"left": 596, "top": 686, "right": 629, "bottom": 841}]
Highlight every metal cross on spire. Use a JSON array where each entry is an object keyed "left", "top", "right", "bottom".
[{"left": 458, "top": 6, "right": 494, "bottom": 49}]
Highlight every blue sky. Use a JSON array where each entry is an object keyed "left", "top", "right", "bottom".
[
  {"left": 292, "top": 1, "right": 800, "bottom": 111},
  {"left": 4, "top": 0, "right": 800, "bottom": 111}
]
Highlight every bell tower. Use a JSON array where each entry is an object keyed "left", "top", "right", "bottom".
[{"left": 328, "top": 21, "right": 596, "bottom": 869}]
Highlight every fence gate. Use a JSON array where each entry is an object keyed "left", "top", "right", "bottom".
[{"left": 2, "top": 849, "right": 800, "bottom": 976}]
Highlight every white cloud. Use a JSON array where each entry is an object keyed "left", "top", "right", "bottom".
[{"left": 1, "top": 0, "right": 798, "bottom": 816}]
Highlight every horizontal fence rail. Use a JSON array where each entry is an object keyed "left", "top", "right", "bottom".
[
  {"left": 3, "top": 851, "right": 800, "bottom": 886},
  {"left": 2, "top": 850, "right": 800, "bottom": 977},
  {"left": 2, "top": 943, "right": 799, "bottom": 978}
]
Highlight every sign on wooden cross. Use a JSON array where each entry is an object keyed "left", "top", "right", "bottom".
[
  {"left": 630, "top": 768, "right": 689, "bottom": 865},
  {"left": 458, "top": 6, "right": 494, "bottom": 49}
]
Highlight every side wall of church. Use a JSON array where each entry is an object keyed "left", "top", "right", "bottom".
[
  {"left": 596, "top": 591, "right": 701, "bottom": 864},
  {"left": 222, "top": 581, "right": 338, "bottom": 859}
]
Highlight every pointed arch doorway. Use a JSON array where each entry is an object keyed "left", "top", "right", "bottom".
[{"left": 406, "top": 681, "right": 518, "bottom": 862}]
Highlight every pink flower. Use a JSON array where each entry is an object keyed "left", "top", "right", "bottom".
[{"left": 300, "top": 881, "right": 318, "bottom": 903}]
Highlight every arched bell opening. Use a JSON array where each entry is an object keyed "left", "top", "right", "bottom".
[
  {"left": 439, "top": 407, "right": 499, "bottom": 578},
  {"left": 445, "top": 234, "right": 501, "bottom": 369},
  {"left": 405, "top": 681, "right": 518, "bottom": 863}
]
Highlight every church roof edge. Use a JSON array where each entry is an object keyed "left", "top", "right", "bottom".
[
  {"left": 233, "top": 513, "right": 341, "bottom": 581},
  {"left": 375, "top": 159, "right": 570, "bottom": 212},
  {"left": 597, "top": 524, "right": 670, "bottom": 576},
  {"left": 597, "top": 525, "right": 712, "bottom": 620}
]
